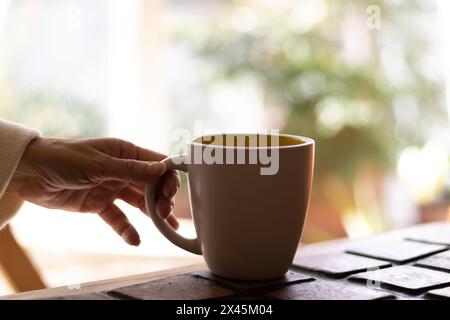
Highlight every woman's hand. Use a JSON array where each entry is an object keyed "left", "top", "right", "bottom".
[{"left": 7, "top": 137, "right": 180, "bottom": 246}]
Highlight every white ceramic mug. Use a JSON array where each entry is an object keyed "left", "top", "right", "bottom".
[{"left": 145, "top": 133, "right": 314, "bottom": 280}]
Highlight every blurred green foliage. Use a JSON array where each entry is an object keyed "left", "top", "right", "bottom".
[
  {"left": 175, "top": 0, "right": 448, "bottom": 182},
  {"left": 0, "top": 85, "right": 105, "bottom": 138}
]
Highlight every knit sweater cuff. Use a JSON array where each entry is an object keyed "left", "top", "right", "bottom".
[{"left": 0, "top": 119, "right": 40, "bottom": 227}]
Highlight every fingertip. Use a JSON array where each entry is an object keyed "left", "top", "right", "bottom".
[
  {"left": 133, "top": 232, "right": 141, "bottom": 246},
  {"left": 159, "top": 162, "right": 167, "bottom": 175},
  {"left": 163, "top": 180, "right": 179, "bottom": 199},
  {"left": 147, "top": 162, "right": 167, "bottom": 177},
  {"left": 167, "top": 215, "right": 179, "bottom": 230},
  {"left": 156, "top": 197, "right": 173, "bottom": 219},
  {"left": 121, "top": 225, "right": 141, "bottom": 246},
  {"left": 161, "top": 170, "right": 181, "bottom": 197}
]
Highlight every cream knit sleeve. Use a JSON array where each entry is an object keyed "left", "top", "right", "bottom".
[{"left": 0, "top": 119, "right": 40, "bottom": 229}]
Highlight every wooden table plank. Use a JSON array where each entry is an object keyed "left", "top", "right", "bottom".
[{"left": 1, "top": 263, "right": 206, "bottom": 300}]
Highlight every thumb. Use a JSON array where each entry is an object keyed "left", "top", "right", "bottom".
[{"left": 104, "top": 159, "right": 167, "bottom": 184}]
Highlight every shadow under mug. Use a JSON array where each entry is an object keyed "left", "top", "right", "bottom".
[{"left": 145, "top": 133, "right": 314, "bottom": 280}]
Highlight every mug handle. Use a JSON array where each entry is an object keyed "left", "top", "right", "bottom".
[{"left": 144, "top": 155, "right": 202, "bottom": 255}]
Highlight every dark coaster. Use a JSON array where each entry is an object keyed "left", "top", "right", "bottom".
[
  {"left": 46, "top": 292, "right": 115, "bottom": 300},
  {"left": 350, "top": 265, "right": 450, "bottom": 292},
  {"left": 108, "top": 274, "right": 234, "bottom": 300},
  {"left": 192, "top": 270, "right": 313, "bottom": 291},
  {"left": 427, "top": 286, "right": 450, "bottom": 299},
  {"left": 406, "top": 224, "right": 450, "bottom": 246},
  {"left": 346, "top": 239, "right": 447, "bottom": 263},
  {"left": 293, "top": 252, "right": 392, "bottom": 277},
  {"left": 265, "top": 279, "right": 393, "bottom": 300},
  {"left": 416, "top": 250, "right": 450, "bottom": 272}
]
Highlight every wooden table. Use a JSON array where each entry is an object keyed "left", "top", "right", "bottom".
[{"left": 3, "top": 222, "right": 450, "bottom": 300}]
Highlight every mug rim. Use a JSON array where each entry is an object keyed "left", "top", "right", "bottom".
[{"left": 189, "top": 133, "right": 314, "bottom": 150}]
